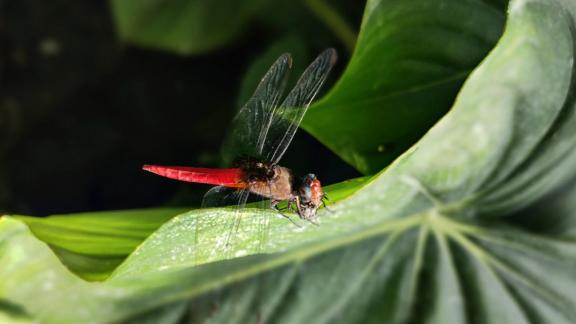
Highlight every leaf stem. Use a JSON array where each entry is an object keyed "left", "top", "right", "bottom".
[{"left": 303, "top": 0, "right": 357, "bottom": 52}]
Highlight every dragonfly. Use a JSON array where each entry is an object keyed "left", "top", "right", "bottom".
[{"left": 143, "top": 49, "right": 337, "bottom": 229}]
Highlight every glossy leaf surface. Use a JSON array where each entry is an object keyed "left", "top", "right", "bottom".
[{"left": 2, "top": 0, "right": 576, "bottom": 323}]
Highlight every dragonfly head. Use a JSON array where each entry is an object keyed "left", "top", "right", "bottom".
[{"left": 297, "top": 173, "right": 324, "bottom": 220}]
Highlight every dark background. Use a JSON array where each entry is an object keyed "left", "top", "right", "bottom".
[{"left": 0, "top": 0, "right": 363, "bottom": 215}]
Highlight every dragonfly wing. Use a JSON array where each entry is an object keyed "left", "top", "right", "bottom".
[
  {"left": 221, "top": 53, "right": 292, "bottom": 165},
  {"left": 264, "top": 48, "right": 337, "bottom": 164},
  {"left": 201, "top": 185, "right": 246, "bottom": 208},
  {"left": 197, "top": 186, "right": 273, "bottom": 261}
]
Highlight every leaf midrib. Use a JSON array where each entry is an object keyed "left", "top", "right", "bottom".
[{"left": 447, "top": 228, "right": 575, "bottom": 321}]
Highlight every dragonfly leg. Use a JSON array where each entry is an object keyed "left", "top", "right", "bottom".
[
  {"left": 280, "top": 211, "right": 302, "bottom": 227},
  {"left": 271, "top": 200, "right": 301, "bottom": 227},
  {"left": 271, "top": 198, "right": 298, "bottom": 213},
  {"left": 307, "top": 218, "right": 320, "bottom": 226},
  {"left": 295, "top": 196, "right": 304, "bottom": 219},
  {"left": 321, "top": 194, "right": 334, "bottom": 214},
  {"left": 286, "top": 199, "right": 299, "bottom": 214},
  {"left": 273, "top": 201, "right": 291, "bottom": 212},
  {"left": 294, "top": 195, "right": 321, "bottom": 225},
  {"left": 270, "top": 199, "right": 286, "bottom": 210}
]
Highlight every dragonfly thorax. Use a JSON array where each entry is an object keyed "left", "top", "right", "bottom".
[
  {"left": 237, "top": 159, "right": 278, "bottom": 183},
  {"left": 239, "top": 160, "right": 293, "bottom": 201},
  {"left": 239, "top": 160, "right": 325, "bottom": 221}
]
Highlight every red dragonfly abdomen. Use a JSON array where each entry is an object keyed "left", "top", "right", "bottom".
[{"left": 143, "top": 165, "right": 245, "bottom": 188}]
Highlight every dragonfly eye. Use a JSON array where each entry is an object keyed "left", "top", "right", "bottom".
[
  {"left": 303, "top": 173, "right": 316, "bottom": 185},
  {"left": 299, "top": 185, "right": 312, "bottom": 201}
]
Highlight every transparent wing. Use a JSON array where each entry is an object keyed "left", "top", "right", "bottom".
[
  {"left": 196, "top": 187, "right": 274, "bottom": 262},
  {"left": 264, "top": 48, "right": 337, "bottom": 164},
  {"left": 221, "top": 54, "right": 292, "bottom": 165},
  {"left": 201, "top": 185, "right": 245, "bottom": 208}
]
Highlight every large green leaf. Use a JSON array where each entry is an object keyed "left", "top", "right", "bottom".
[
  {"left": 0, "top": 177, "right": 369, "bottom": 323},
  {"left": 110, "top": 0, "right": 269, "bottom": 55},
  {"left": 2, "top": 0, "right": 576, "bottom": 323},
  {"left": 12, "top": 208, "right": 187, "bottom": 281},
  {"left": 303, "top": 0, "right": 506, "bottom": 174}
]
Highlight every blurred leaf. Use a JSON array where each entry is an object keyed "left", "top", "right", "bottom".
[
  {"left": 13, "top": 208, "right": 187, "bottom": 280},
  {"left": 253, "top": 0, "right": 361, "bottom": 53},
  {"left": 508, "top": 176, "right": 576, "bottom": 240},
  {"left": 2, "top": 0, "right": 576, "bottom": 323},
  {"left": 235, "top": 36, "right": 310, "bottom": 110},
  {"left": 302, "top": 0, "right": 358, "bottom": 52},
  {"left": 255, "top": 0, "right": 346, "bottom": 50},
  {"left": 110, "top": 0, "right": 269, "bottom": 55},
  {"left": 303, "top": 0, "right": 506, "bottom": 174}
]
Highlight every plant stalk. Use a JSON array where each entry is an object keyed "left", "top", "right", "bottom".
[{"left": 304, "top": 0, "right": 357, "bottom": 52}]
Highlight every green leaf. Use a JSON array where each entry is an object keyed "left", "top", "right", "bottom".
[
  {"left": 12, "top": 208, "right": 187, "bottom": 280},
  {"left": 302, "top": 0, "right": 506, "bottom": 174},
  {"left": 2, "top": 0, "right": 576, "bottom": 323},
  {"left": 0, "top": 178, "right": 369, "bottom": 323},
  {"left": 110, "top": 0, "right": 269, "bottom": 55},
  {"left": 509, "top": 176, "right": 576, "bottom": 239}
]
